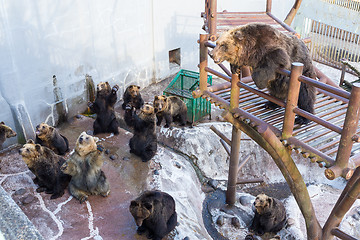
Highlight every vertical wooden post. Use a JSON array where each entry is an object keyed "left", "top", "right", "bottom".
[
  {"left": 282, "top": 62, "right": 303, "bottom": 139},
  {"left": 209, "top": 0, "right": 217, "bottom": 41},
  {"left": 226, "top": 72, "right": 241, "bottom": 205},
  {"left": 266, "top": 0, "right": 272, "bottom": 13},
  {"left": 199, "top": 34, "right": 208, "bottom": 92},
  {"left": 325, "top": 83, "right": 360, "bottom": 180}
]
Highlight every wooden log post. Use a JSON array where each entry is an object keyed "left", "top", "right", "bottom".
[
  {"left": 199, "top": 34, "right": 209, "bottom": 93},
  {"left": 325, "top": 83, "right": 360, "bottom": 180}
]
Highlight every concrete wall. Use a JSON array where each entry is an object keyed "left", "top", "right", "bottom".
[{"left": 0, "top": 0, "right": 293, "bottom": 147}]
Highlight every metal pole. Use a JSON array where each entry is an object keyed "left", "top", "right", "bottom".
[
  {"left": 325, "top": 83, "right": 360, "bottom": 180},
  {"left": 209, "top": 0, "right": 217, "bottom": 41},
  {"left": 199, "top": 34, "right": 209, "bottom": 92},
  {"left": 282, "top": 63, "right": 304, "bottom": 139},
  {"left": 266, "top": 0, "right": 272, "bottom": 13}
]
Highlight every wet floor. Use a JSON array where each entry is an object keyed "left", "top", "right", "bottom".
[{"left": 0, "top": 115, "right": 151, "bottom": 240}]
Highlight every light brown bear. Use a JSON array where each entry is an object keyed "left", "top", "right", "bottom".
[
  {"left": 249, "top": 193, "right": 286, "bottom": 235},
  {"left": 130, "top": 190, "right": 177, "bottom": 240},
  {"left": 153, "top": 95, "right": 187, "bottom": 128},
  {"left": 19, "top": 139, "right": 71, "bottom": 199},
  {"left": 35, "top": 123, "right": 69, "bottom": 155},
  {"left": 60, "top": 132, "right": 110, "bottom": 203},
  {"left": 0, "top": 122, "right": 16, "bottom": 149},
  {"left": 122, "top": 85, "right": 144, "bottom": 110},
  {"left": 210, "top": 23, "right": 316, "bottom": 125}
]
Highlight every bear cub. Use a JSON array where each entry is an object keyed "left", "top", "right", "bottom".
[
  {"left": 122, "top": 85, "right": 144, "bottom": 110},
  {"left": 249, "top": 193, "right": 287, "bottom": 235},
  {"left": 61, "top": 132, "right": 110, "bottom": 203},
  {"left": 153, "top": 95, "right": 187, "bottom": 128},
  {"left": 88, "top": 81, "right": 119, "bottom": 135},
  {"left": 35, "top": 123, "right": 69, "bottom": 155},
  {"left": 19, "top": 140, "right": 71, "bottom": 199},
  {"left": 125, "top": 104, "right": 157, "bottom": 162},
  {"left": 0, "top": 122, "right": 16, "bottom": 149},
  {"left": 210, "top": 23, "right": 316, "bottom": 125},
  {"left": 130, "top": 190, "right": 177, "bottom": 240}
]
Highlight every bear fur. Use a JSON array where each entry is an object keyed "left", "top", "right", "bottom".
[
  {"left": 129, "top": 190, "right": 177, "bottom": 240},
  {"left": 0, "top": 122, "right": 16, "bottom": 149},
  {"left": 35, "top": 123, "right": 69, "bottom": 155},
  {"left": 88, "top": 81, "right": 119, "bottom": 135},
  {"left": 122, "top": 85, "right": 144, "bottom": 110},
  {"left": 249, "top": 194, "right": 287, "bottom": 235},
  {"left": 60, "top": 132, "right": 110, "bottom": 203},
  {"left": 153, "top": 95, "right": 187, "bottom": 128},
  {"left": 210, "top": 23, "right": 316, "bottom": 125},
  {"left": 19, "top": 139, "right": 71, "bottom": 199},
  {"left": 124, "top": 104, "right": 157, "bottom": 162}
]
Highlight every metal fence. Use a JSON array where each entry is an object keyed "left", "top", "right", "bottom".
[{"left": 320, "top": 0, "right": 360, "bottom": 11}]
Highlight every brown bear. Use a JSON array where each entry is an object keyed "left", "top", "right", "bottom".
[
  {"left": 0, "top": 122, "right": 16, "bottom": 149},
  {"left": 210, "top": 23, "right": 316, "bottom": 125},
  {"left": 124, "top": 104, "right": 157, "bottom": 162},
  {"left": 153, "top": 95, "right": 187, "bottom": 128},
  {"left": 60, "top": 132, "right": 110, "bottom": 203},
  {"left": 88, "top": 81, "right": 119, "bottom": 135},
  {"left": 129, "top": 190, "right": 177, "bottom": 240},
  {"left": 19, "top": 139, "right": 71, "bottom": 199},
  {"left": 35, "top": 123, "right": 69, "bottom": 155},
  {"left": 122, "top": 85, "right": 144, "bottom": 110},
  {"left": 249, "top": 193, "right": 286, "bottom": 235}
]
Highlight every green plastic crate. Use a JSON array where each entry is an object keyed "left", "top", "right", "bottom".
[{"left": 163, "top": 69, "right": 212, "bottom": 123}]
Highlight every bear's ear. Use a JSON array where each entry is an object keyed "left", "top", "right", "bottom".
[
  {"left": 130, "top": 201, "right": 139, "bottom": 207},
  {"left": 35, "top": 144, "right": 41, "bottom": 151},
  {"left": 267, "top": 196, "right": 273, "bottom": 206},
  {"left": 137, "top": 86, "right": 140, "bottom": 89},
  {"left": 143, "top": 202, "right": 153, "bottom": 211},
  {"left": 0, "top": 121, "right": 4, "bottom": 125},
  {"left": 154, "top": 96, "right": 158, "bottom": 100},
  {"left": 49, "top": 126, "right": 54, "bottom": 132},
  {"left": 233, "top": 30, "right": 244, "bottom": 42},
  {"left": 27, "top": 139, "right": 34, "bottom": 144}
]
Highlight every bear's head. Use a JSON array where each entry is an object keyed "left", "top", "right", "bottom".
[
  {"left": 19, "top": 139, "right": 43, "bottom": 166},
  {"left": 129, "top": 200, "right": 153, "bottom": 226},
  {"left": 253, "top": 193, "right": 273, "bottom": 215},
  {"left": 35, "top": 123, "right": 54, "bottom": 140},
  {"left": 60, "top": 158, "right": 79, "bottom": 176},
  {"left": 0, "top": 122, "right": 17, "bottom": 139},
  {"left": 75, "top": 132, "right": 99, "bottom": 157},
  {"left": 153, "top": 95, "right": 168, "bottom": 113},
  {"left": 126, "top": 85, "right": 141, "bottom": 98},
  {"left": 97, "top": 82, "right": 111, "bottom": 97}
]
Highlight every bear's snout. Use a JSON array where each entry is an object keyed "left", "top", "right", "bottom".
[
  {"left": 78, "top": 137, "right": 83, "bottom": 144},
  {"left": 210, "top": 49, "right": 222, "bottom": 64}
]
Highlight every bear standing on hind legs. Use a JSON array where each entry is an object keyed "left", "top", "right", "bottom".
[
  {"left": 88, "top": 81, "right": 119, "bottom": 135},
  {"left": 153, "top": 95, "right": 187, "bottom": 128},
  {"left": 35, "top": 122, "right": 69, "bottom": 155},
  {"left": 210, "top": 23, "right": 316, "bottom": 125},
  {"left": 130, "top": 190, "right": 177, "bottom": 240},
  {"left": 122, "top": 85, "right": 144, "bottom": 110},
  {"left": 124, "top": 104, "right": 157, "bottom": 162},
  {"left": 0, "top": 122, "right": 16, "bottom": 149}
]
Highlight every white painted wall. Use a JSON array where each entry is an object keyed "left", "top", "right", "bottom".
[{"left": 0, "top": 0, "right": 293, "bottom": 146}]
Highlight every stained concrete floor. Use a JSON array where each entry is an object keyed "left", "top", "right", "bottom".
[{"left": 0, "top": 115, "right": 151, "bottom": 240}]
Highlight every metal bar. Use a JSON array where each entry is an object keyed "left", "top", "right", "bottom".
[
  {"left": 331, "top": 228, "right": 358, "bottom": 240},
  {"left": 207, "top": 49, "right": 231, "bottom": 77},
  {"left": 326, "top": 83, "right": 360, "bottom": 180},
  {"left": 266, "top": 0, "right": 272, "bottom": 13},
  {"left": 210, "top": 125, "right": 231, "bottom": 146},
  {"left": 205, "top": 66, "right": 231, "bottom": 82},
  {"left": 220, "top": 139, "right": 231, "bottom": 156},
  {"left": 209, "top": 0, "right": 217, "bottom": 41},
  {"left": 199, "top": 34, "right": 209, "bottom": 92},
  {"left": 282, "top": 63, "right": 304, "bottom": 139},
  {"left": 237, "top": 154, "right": 251, "bottom": 173},
  {"left": 266, "top": 12, "right": 296, "bottom": 33},
  {"left": 236, "top": 178, "right": 264, "bottom": 184},
  {"left": 322, "top": 167, "right": 360, "bottom": 239}
]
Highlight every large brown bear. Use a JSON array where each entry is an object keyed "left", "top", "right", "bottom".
[
  {"left": 130, "top": 190, "right": 177, "bottom": 240},
  {"left": 60, "top": 132, "right": 110, "bottom": 203},
  {"left": 124, "top": 104, "right": 157, "bottom": 162},
  {"left": 88, "top": 81, "right": 119, "bottom": 135},
  {"left": 153, "top": 95, "right": 187, "bottom": 128},
  {"left": 249, "top": 193, "right": 287, "bottom": 235},
  {"left": 0, "top": 122, "right": 16, "bottom": 149},
  {"left": 35, "top": 123, "right": 69, "bottom": 155},
  {"left": 210, "top": 23, "right": 316, "bottom": 125},
  {"left": 122, "top": 85, "right": 144, "bottom": 110},
  {"left": 19, "top": 140, "right": 71, "bottom": 199}
]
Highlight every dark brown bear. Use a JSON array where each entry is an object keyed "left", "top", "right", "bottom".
[
  {"left": 19, "top": 140, "right": 71, "bottom": 199},
  {"left": 122, "top": 85, "right": 144, "bottom": 110},
  {"left": 153, "top": 95, "right": 187, "bottom": 128},
  {"left": 60, "top": 132, "right": 110, "bottom": 203},
  {"left": 0, "top": 122, "right": 16, "bottom": 149},
  {"left": 124, "top": 104, "right": 157, "bottom": 162},
  {"left": 35, "top": 123, "right": 69, "bottom": 155},
  {"left": 88, "top": 81, "right": 119, "bottom": 135},
  {"left": 210, "top": 23, "right": 316, "bottom": 125},
  {"left": 249, "top": 193, "right": 286, "bottom": 235},
  {"left": 130, "top": 190, "right": 177, "bottom": 240}
]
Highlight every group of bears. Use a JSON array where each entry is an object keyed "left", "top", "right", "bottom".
[{"left": 1, "top": 22, "right": 317, "bottom": 239}]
